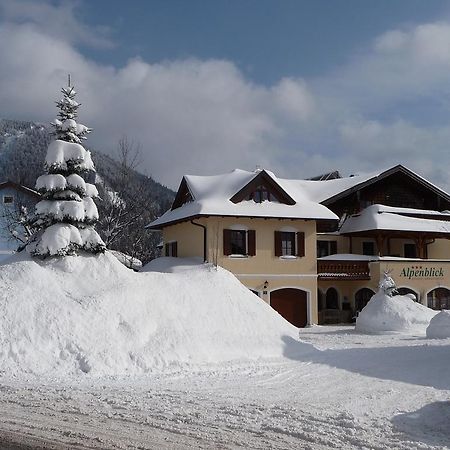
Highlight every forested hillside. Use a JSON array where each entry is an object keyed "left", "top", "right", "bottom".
[{"left": 0, "top": 119, "right": 174, "bottom": 263}]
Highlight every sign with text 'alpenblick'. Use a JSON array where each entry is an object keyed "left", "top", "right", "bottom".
[{"left": 400, "top": 266, "right": 444, "bottom": 280}]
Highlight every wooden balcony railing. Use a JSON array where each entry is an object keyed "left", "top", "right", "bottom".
[{"left": 317, "top": 260, "right": 371, "bottom": 280}]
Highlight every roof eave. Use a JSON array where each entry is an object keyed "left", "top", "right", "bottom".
[{"left": 146, "top": 212, "right": 338, "bottom": 230}]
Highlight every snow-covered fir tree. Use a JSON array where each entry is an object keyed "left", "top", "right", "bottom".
[{"left": 27, "top": 83, "right": 106, "bottom": 257}]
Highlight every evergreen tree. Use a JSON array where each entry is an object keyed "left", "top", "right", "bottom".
[{"left": 27, "top": 83, "right": 106, "bottom": 257}]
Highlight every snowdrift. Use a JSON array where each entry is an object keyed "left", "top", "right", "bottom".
[
  {"left": 426, "top": 310, "right": 450, "bottom": 339},
  {"left": 355, "top": 290, "right": 437, "bottom": 334},
  {"left": 0, "top": 252, "right": 306, "bottom": 377}
]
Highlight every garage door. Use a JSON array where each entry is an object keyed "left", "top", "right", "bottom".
[{"left": 270, "top": 288, "right": 308, "bottom": 328}]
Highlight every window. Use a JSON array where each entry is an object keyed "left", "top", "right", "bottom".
[
  {"left": 427, "top": 288, "right": 450, "bottom": 310},
  {"left": 223, "top": 229, "right": 256, "bottom": 256},
  {"left": 362, "top": 241, "right": 375, "bottom": 256},
  {"left": 404, "top": 243, "right": 417, "bottom": 258},
  {"left": 230, "top": 230, "right": 246, "bottom": 255},
  {"left": 317, "top": 240, "right": 337, "bottom": 257},
  {"left": 247, "top": 185, "right": 279, "bottom": 203},
  {"left": 3, "top": 195, "right": 13, "bottom": 204},
  {"left": 280, "top": 232, "right": 296, "bottom": 256},
  {"left": 275, "top": 231, "right": 305, "bottom": 257},
  {"left": 164, "top": 241, "right": 177, "bottom": 257}
]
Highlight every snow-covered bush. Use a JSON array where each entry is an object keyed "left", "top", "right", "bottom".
[
  {"left": 378, "top": 271, "right": 398, "bottom": 297},
  {"left": 27, "top": 84, "right": 105, "bottom": 257},
  {"left": 426, "top": 310, "right": 450, "bottom": 339},
  {"left": 355, "top": 272, "right": 437, "bottom": 334}
]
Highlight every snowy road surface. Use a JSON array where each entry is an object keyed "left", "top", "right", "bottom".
[{"left": 1, "top": 326, "right": 449, "bottom": 449}]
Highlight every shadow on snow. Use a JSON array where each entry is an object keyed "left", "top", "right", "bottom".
[
  {"left": 281, "top": 335, "right": 450, "bottom": 390},
  {"left": 392, "top": 401, "right": 450, "bottom": 447}
]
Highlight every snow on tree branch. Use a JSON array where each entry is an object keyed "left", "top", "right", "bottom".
[{"left": 27, "top": 83, "right": 105, "bottom": 257}]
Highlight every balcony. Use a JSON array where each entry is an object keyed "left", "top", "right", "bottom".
[{"left": 318, "top": 259, "right": 371, "bottom": 280}]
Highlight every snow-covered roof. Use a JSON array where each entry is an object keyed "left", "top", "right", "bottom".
[
  {"left": 339, "top": 204, "right": 450, "bottom": 235},
  {"left": 371, "top": 205, "right": 450, "bottom": 219},
  {"left": 281, "top": 164, "right": 450, "bottom": 204},
  {"left": 148, "top": 169, "right": 338, "bottom": 228},
  {"left": 277, "top": 171, "right": 381, "bottom": 203},
  {"left": 0, "top": 180, "right": 40, "bottom": 198}
]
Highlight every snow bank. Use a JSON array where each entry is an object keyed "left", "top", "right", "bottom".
[
  {"left": 356, "top": 291, "right": 437, "bottom": 334},
  {"left": 142, "top": 256, "right": 205, "bottom": 273},
  {"left": 110, "top": 250, "right": 142, "bottom": 271},
  {"left": 0, "top": 253, "right": 305, "bottom": 377},
  {"left": 426, "top": 310, "right": 450, "bottom": 339}
]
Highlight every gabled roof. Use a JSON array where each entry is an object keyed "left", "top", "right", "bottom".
[
  {"left": 147, "top": 169, "right": 338, "bottom": 229},
  {"left": 0, "top": 181, "right": 40, "bottom": 199},
  {"left": 229, "top": 170, "right": 296, "bottom": 205},
  {"left": 286, "top": 164, "right": 450, "bottom": 205},
  {"left": 147, "top": 164, "right": 450, "bottom": 230}
]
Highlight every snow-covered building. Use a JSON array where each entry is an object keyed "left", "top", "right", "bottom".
[
  {"left": 313, "top": 165, "right": 450, "bottom": 323},
  {"left": 0, "top": 181, "right": 40, "bottom": 260},
  {"left": 148, "top": 165, "right": 450, "bottom": 327}
]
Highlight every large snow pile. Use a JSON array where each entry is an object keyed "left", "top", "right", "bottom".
[
  {"left": 355, "top": 290, "right": 437, "bottom": 334},
  {"left": 0, "top": 253, "right": 305, "bottom": 377},
  {"left": 426, "top": 310, "right": 450, "bottom": 339},
  {"left": 142, "top": 256, "right": 205, "bottom": 273}
]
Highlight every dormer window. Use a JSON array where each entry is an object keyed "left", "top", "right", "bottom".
[
  {"left": 230, "top": 170, "right": 295, "bottom": 205},
  {"left": 247, "top": 185, "right": 279, "bottom": 203}
]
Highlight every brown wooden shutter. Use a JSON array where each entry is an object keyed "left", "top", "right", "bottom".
[
  {"left": 247, "top": 230, "right": 256, "bottom": 256},
  {"left": 274, "top": 231, "right": 282, "bottom": 257},
  {"left": 330, "top": 241, "right": 337, "bottom": 255},
  {"left": 223, "top": 229, "right": 232, "bottom": 255},
  {"left": 173, "top": 241, "right": 178, "bottom": 257},
  {"left": 164, "top": 243, "right": 169, "bottom": 257},
  {"left": 296, "top": 232, "right": 305, "bottom": 257}
]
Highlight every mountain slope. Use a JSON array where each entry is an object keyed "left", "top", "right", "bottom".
[{"left": 0, "top": 118, "right": 175, "bottom": 262}]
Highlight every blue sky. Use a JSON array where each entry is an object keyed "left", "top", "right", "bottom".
[
  {"left": 1, "top": 0, "right": 450, "bottom": 190},
  {"left": 79, "top": 0, "right": 449, "bottom": 84}
]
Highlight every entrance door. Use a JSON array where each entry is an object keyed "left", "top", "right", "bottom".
[{"left": 270, "top": 288, "right": 308, "bottom": 328}]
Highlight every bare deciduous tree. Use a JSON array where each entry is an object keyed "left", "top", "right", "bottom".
[
  {"left": 0, "top": 192, "right": 38, "bottom": 251},
  {"left": 96, "top": 136, "right": 164, "bottom": 264}
]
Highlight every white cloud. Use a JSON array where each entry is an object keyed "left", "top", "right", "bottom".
[
  {"left": 271, "top": 78, "right": 316, "bottom": 121},
  {"left": 0, "top": 8, "right": 314, "bottom": 188},
  {"left": 0, "top": 1, "right": 450, "bottom": 195},
  {"left": 0, "top": 0, "right": 113, "bottom": 49}
]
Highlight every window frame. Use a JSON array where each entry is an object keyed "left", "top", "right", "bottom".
[
  {"left": 275, "top": 230, "right": 305, "bottom": 258},
  {"left": 317, "top": 240, "right": 338, "bottom": 258},
  {"left": 223, "top": 229, "right": 256, "bottom": 257},
  {"left": 230, "top": 229, "right": 247, "bottom": 255},
  {"left": 404, "top": 243, "right": 417, "bottom": 258},
  {"left": 280, "top": 231, "right": 296, "bottom": 257},
  {"left": 3, "top": 195, "right": 14, "bottom": 205},
  {"left": 362, "top": 241, "right": 375, "bottom": 256},
  {"left": 164, "top": 241, "right": 178, "bottom": 257}
]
